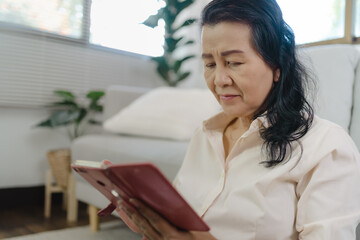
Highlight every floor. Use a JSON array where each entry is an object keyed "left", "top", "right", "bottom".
[{"left": 0, "top": 198, "right": 116, "bottom": 239}]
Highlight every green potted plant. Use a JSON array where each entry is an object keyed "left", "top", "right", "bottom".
[
  {"left": 35, "top": 90, "right": 105, "bottom": 190},
  {"left": 36, "top": 90, "right": 105, "bottom": 140},
  {"left": 143, "top": 0, "right": 197, "bottom": 86}
]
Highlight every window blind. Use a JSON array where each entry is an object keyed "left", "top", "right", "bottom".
[{"left": 0, "top": 30, "right": 161, "bottom": 108}]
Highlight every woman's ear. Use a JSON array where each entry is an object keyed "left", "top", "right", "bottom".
[{"left": 274, "top": 69, "right": 280, "bottom": 82}]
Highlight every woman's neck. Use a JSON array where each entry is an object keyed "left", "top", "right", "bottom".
[
  {"left": 223, "top": 116, "right": 252, "bottom": 159},
  {"left": 230, "top": 116, "right": 252, "bottom": 131}
]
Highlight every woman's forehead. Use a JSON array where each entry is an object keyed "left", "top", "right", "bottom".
[{"left": 201, "top": 22, "right": 253, "bottom": 53}]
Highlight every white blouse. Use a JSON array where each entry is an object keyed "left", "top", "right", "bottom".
[{"left": 173, "top": 113, "right": 360, "bottom": 240}]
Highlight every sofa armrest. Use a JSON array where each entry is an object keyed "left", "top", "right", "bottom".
[
  {"left": 103, "top": 85, "right": 151, "bottom": 120},
  {"left": 350, "top": 47, "right": 360, "bottom": 150}
]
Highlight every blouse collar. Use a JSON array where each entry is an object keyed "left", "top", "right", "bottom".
[{"left": 203, "top": 111, "right": 270, "bottom": 134}]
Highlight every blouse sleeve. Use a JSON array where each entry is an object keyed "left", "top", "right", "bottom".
[{"left": 296, "top": 136, "right": 360, "bottom": 239}]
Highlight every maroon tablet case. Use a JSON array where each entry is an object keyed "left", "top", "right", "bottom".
[{"left": 72, "top": 162, "right": 210, "bottom": 231}]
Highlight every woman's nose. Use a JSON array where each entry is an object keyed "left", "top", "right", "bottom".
[{"left": 214, "top": 68, "right": 232, "bottom": 87}]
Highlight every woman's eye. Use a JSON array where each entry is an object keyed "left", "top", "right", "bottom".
[
  {"left": 227, "top": 61, "right": 242, "bottom": 66},
  {"left": 205, "top": 63, "right": 216, "bottom": 68}
]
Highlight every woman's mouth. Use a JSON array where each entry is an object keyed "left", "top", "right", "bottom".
[{"left": 219, "top": 94, "right": 239, "bottom": 101}]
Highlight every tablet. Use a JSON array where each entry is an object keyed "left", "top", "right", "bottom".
[{"left": 71, "top": 160, "right": 210, "bottom": 231}]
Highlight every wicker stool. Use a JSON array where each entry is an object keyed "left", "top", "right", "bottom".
[{"left": 44, "top": 149, "right": 78, "bottom": 222}]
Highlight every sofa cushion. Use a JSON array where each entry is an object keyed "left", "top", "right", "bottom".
[
  {"left": 71, "top": 134, "right": 190, "bottom": 181},
  {"left": 299, "top": 44, "right": 360, "bottom": 131},
  {"left": 103, "top": 87, "right": 221, "bottom": 140},
  {"left": 104, "top": 85, "right": 151, "bottom": 120}
]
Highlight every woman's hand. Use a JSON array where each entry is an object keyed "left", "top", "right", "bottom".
[{"left": 120, "top": 199, "right": 216, "bottom": 240}]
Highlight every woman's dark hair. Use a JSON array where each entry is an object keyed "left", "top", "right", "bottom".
[{"left": 201, "top": 0, "right": 314, "bottom": 167}]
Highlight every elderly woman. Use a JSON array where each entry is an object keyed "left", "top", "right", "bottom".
[{"left": 118, "top": 0, "right": 360, "bottom": 239}]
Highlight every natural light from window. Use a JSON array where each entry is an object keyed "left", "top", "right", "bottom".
[
  {"left": 1, "top": 0, "right": 356, "bottom": 56},
  {"left": 276, "top": 0, "right": 345, "bottom": 44},
  {"left": 356, "top": 0, "right": 360, "bottom": 36},
  {"left": 0, "top": 0, "right": 83, "bottom": 38},
  {"left": 90, "top": 0, "right": 165, "bottom": 57}
]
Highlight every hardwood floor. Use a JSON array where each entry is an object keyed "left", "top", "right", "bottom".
[{"left": 0, "top": 190, "right": 116, "bottom": 239}]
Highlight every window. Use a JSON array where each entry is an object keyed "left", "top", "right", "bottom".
[
  {"left": 355, "top": 0, "right": 360, "bottom": 36},
  {"left": 0, "top": 0, "right": 357, "bottom": 54},
  {"left": 0, "top": 0, "right": 164, "bottom": 56},
  {"left": 90, "top": 0, "right": 165, "bottom": 56},
  {"left": 0, "top": 0, "right": 84, "bottom": 38},
  {"left": 276, "top": 0, "right": 346, "bottom": 44}
]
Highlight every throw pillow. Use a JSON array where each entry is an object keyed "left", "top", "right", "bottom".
[{"left": 103, "top": 87, "right": 221, "bottom": 140}]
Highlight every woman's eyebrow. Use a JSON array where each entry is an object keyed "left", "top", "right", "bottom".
[
  {"left": 201, "top": 49, "right": 244, "bottom": 59},
  {"left": 201, "top": 53, "right": 213, "bottom": 59},
  {"left": 221, "top": 50, "right": 244, "bottom": 56}
]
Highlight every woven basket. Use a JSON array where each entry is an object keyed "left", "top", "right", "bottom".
[{"left": 47, "top": 148, "right": 71, "bottom": 188}]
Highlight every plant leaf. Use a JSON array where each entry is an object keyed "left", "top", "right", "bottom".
[
  {"left": 152, "top": 56, "right": 168, "bottom": 66},
  {"left": 54, "top": 90, "right": 75, "bottom": 101},
  {"left": 89, "top": 102, "right": 103, "bottom": 112},
  {"left": 86, "top": 91, "right": 105, "bottom": 112},
  {"left": 173, "top": 55, "right": 196, "bottom": 73},
  {"left": 143, "top": 15, "right": 160, "bottom": 28},
  {"left": 152, "top": 56, "right": 171, "bottom": 81},
  {"left": 86, "top": 91, "right": 104, "bottom": 100},
  {"left": 163, "top": 7, "right": 176, "bottom": 33},
  {"left": 157, "top": 65, "right": 170, "bottom": 81},
  {"left": 165, "top": 36, "right": 183, "bottom": 52},
  {"left": 88, "top": 119, "right": 102, "bottom": 125},
  {"left": 174, "top": 18, "right": 197, "bottom": 33},
  {"left": 152, "top": 56, "right": 170, "bottom": 70},
  {"left": 75, "top": 108, "right": 87, "bottom": 124},
  {"left": 182, "top": 39, "right": 195, "bottom": 46},
  {"left": 179, "top": 55, "right": 196, "bottom": 64},
  {"left": 172, "top": 39, "right": 195, "bottom": 50},
  {"left": 175, "top": 0, "right": 195, "bottom": 15},
  {"left": 35, "top": 119, "right": 53, "bottom": 128},
  {"left": 49, "top": 110, "right": 80, "bottom": 127},
  {"left": 176, "top": 71, "right": 191, "bottom": 82},
  {"left": 51, "top": 100, "right": 78, "bottom": 108},
  {"left": 142, "top": 8, "right": 164, "bottom": 28},
  {"left": 173, "top": 61, "right": 181, "bottom": 73}
]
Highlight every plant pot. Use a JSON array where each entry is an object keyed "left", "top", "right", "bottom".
[{"left": 47, "top": 148, "right": 71, "bottom": 188}]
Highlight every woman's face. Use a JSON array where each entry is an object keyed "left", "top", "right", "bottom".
[{"left": 201, "top": 22, "right": 279, "bottom": 119}]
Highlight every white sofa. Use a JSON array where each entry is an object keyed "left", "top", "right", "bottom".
[{"left": 71, "top": 44, "right": 360, "bottom": 233}]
